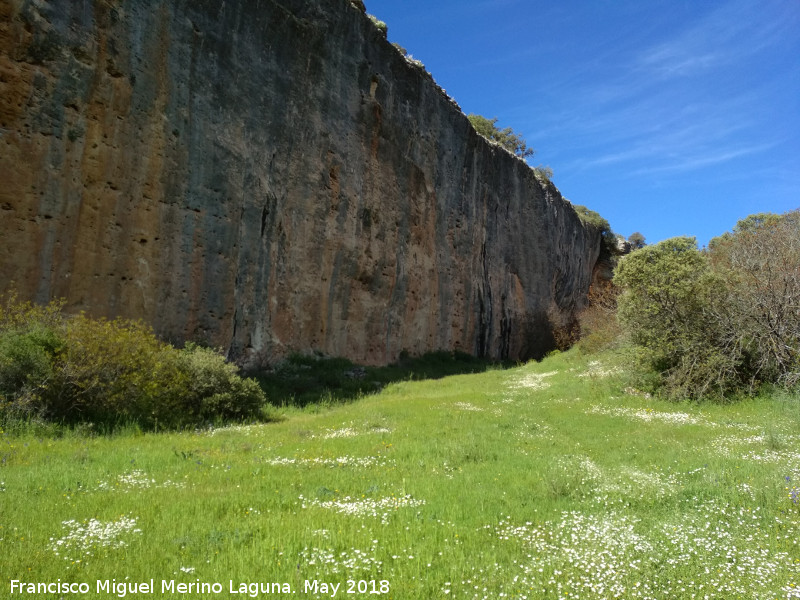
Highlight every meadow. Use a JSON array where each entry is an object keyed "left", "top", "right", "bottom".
[{"left": 2, "top": 348, "right": 799, "bottom": 599}]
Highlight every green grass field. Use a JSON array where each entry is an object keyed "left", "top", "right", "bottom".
[{"left": 2, "top": 348, "right": 799, "bottom": 599}]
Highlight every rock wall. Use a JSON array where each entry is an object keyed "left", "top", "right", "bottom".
[{"left": 0, "top": 0, "right": 602, "bottom": 365}]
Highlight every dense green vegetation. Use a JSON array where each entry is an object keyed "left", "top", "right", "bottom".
[
  {"left": 615, "top": 209, "right": 800, "bottom": 400},
  {"left": 0, "top": 296, "right": 265, "bottom": 431},
  {"left": 570, "top": 202, "right": 624, "bottom": 259},
  {"left": 572, "top": 203, "right": 611, "bottom": 231}
]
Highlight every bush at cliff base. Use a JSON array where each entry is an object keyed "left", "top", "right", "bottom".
[
  {"left": 0, "top": 295, "right": 265, "bottom": 430},
  {"left": 179, "top": 342, "right": 265, "bottom": 422}
]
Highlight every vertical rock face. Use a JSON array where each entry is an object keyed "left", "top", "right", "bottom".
[{"left": 0, "top": 0, "right": 601, "bottom": 365}]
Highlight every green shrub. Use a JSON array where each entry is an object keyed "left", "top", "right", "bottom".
[
  {"left": 180, "top": 343, "right": 265, "bottom": 422},
  {"left": 628, "top": 232, "right": 646, "bottom": 250},
  {"left": 467, "top": 114, "right": 535, "bottom": 159},
  {"left": 0, "top": 296, "right": 266, "bottom": 431},
  {"left": 0, "top": 325, "right": 63, "bottom": 418},
  {"left": 368, "top": 14, "right": 388, "bottom": 36},
  {"left": 613, "top": 214, "right": 800, "bottom": 400},
  {"left": 614, "top": 237, "right": 743, "bottom": 399},
  {"left": 0, "top": 295, "right": 66, "bottom": 419},
  {"left": 533, "top": 165, "right": 554, "bottom": 181},
  {"left": 50, "top": 314, "right": 189, "bottom": 428},
  {"left": 572, "top": 204, "right": 610, "bottom": 231},
  {"left": 571, "top": 203, "right": 619, "bottom": 257}
]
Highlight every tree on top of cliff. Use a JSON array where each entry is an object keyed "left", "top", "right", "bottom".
[
  {"left": 467, "top": 114, "right": 535, "bottom": 159},
  {"left": 571, "top": 203, "right": 621, "bottom": 257},
  {"left": 628, "top": 232, "right": 646, "bottom": 250},
  {"left": 572, "top": 204, "right": 610, "bottom": 233}
]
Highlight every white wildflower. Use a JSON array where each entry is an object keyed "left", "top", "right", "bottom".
[
  {"left": 511, "top": 371, "right": 558, "bottom": 391},
  {"left": 50, "top": 516, "right": 142, "bottom": 562},
  {"left": 300, "top": 494, "right": 425, "bottom": 525}
]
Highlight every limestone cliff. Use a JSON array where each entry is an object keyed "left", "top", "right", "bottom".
[{"left": 0, "top": 0, "right": 602, "bottom": 365}]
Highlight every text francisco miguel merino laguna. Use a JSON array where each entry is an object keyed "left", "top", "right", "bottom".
[{"left": 10, "top": 578, "right": 377, "bottom": 597}]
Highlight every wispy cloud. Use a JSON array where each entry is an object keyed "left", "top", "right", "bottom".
[
  {"left": 635, "top": 0, "right": 794, "bottom": 80},
  {"left": 527, "top": 0, "right": 796, "bottom": 179},
  {"left": 627, "top": 142, "right": 779, "bottom": 177}
]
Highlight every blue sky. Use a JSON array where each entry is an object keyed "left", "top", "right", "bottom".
[{"left": 365, "top": 0, "right": 799, "bottom": 246}]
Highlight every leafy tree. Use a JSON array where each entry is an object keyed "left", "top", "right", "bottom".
[
  {"left": 533, "top": 165, "right": 554, "bottom": 181},
  {"left": 571, "top": 204, "right": 620, "bottom": 257},
  {"left": 732, "top": 212, "right": 783, "bottom": 234},
  {"left": 708, "top": 210, "right": 800, "bottom": 387},
  {"left": 614, "top": 209, "right": 800, "bottom": 399},
  {"left": 572, "top": 204, "right": 610, "bottom": 232},
  {"left": 467, "top": 114, "right": 535, "bottom": 159},
  {"left": 628, "top": 232, "right": 646, "bottom": 250},
  {"left": 614, "top": 237, "right": 741, "bottom": 398}
]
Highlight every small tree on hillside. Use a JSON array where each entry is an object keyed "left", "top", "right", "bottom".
[
  {"left": 467, "top": 114, "right": 535, "bottom": 159},
  {"left": 628, "top": 232, "right": 646, "bottom": 250}
]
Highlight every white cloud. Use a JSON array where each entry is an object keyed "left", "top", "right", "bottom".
[{"left": 635, "top": 0, "right": 794, "bottom": 80}]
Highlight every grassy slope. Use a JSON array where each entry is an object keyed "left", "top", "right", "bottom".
[{"left": 2, "top": 348, "right": 799, "bottom": 599}]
